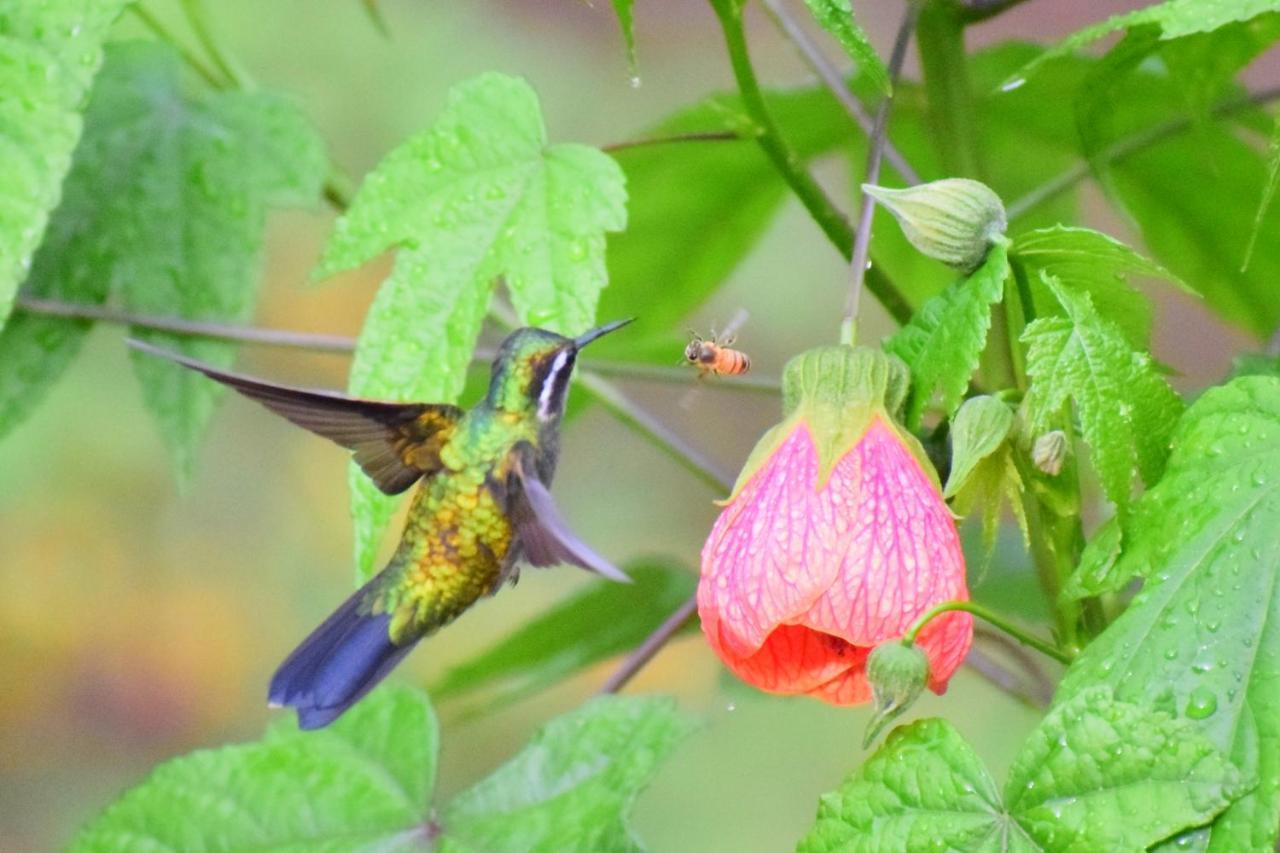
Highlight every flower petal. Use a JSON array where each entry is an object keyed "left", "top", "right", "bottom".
[{"left": 698, "top": 423, "right": 842, "bottom": 656}]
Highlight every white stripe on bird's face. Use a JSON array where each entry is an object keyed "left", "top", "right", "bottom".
[{"left": 537, "top": 349, "right": 573, "bottom": 421}]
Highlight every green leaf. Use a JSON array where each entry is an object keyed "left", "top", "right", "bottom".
[
  {"left": 440, "top": 695, "right": 693, "bottom": 853},
  {"left": 317, "top": 73, "right": 625, "bottom": 580},
  {"left": 798, "top": 718, "right": 1035, "bottom": 853},
  {"left": 1007, "top": 687, "right": 1244, "bottom": 851},
  {"left": 1021, "top": 275, "right": 1182, "bottom": 511},
  {"left": 433, "top": 560, "right": 695, "bottom": 711},
  {"left": 610, "top": 0, "right": 637, "bottom": 81},
  {"left": 0, "top": 0, "right": 127, "bottom": 331},
  {"left": 886, "top": 242, "right": 1008, "bottom": 430},
  {"left": 1009, "top": 225, "right": 1185, "bottom": 349},
  {"left": 1074, "top": 54, "right": 1280, "bottom": 339},
  {"left": 1012, "top": 0, "right": 1280, "bottom": 82},
  {"left": 944, "top": 395, "right": 1014, "bottom": 498},
  {"left": 1057, "top": 376, "right": 1280, "bottom": 849},
  {"left": 801, "top": 0, "right": 889, "bottom": 95},
  {"left": 945, "top": 396, "right": 1025, "bottom": 555},
  {"left": 72, "top": 685, "right": 438, "bottom": 851},
  {"left": 1243, "top": 114, "right": 1280, "bottom": 271},
  {"left": 70, "top": 43, "right": 325, "bottom": 482}
]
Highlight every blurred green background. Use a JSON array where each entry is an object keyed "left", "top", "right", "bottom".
[{"left": 0, "top": 1, "right": 1272, "bottom": 850}]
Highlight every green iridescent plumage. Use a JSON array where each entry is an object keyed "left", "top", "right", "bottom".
[{"left": 129, "top": 320, "right": 632, "bottom": 729}]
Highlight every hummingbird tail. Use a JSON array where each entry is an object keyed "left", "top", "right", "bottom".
[{"left": 268, "top": 586, "right": 416, "bottom": 730}]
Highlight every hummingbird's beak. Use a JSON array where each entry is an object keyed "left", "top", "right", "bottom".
[{"left": 573, "top": 317, "right": 634, "bottom": 349}]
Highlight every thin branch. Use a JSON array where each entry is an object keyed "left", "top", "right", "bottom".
[
  {"left": 962, "top": 646, "right": 1050, "bottom": 709},
  {"left": 599, "top": 595, "right": 700, "bottom": 693},
  {"left": 12, "top": 295, "right": 781, "bottom": 394},
  {"left": 129, "top": 4, "right": 223, "bottom": 88},
  {"left": 575, "top": 372, "right": 735, "bottom": 492},
  {"left": 973, "top": 624, "right": 1056, "bottom": 706},
  {"left": 602, "top": 131, "right": 745, "bottom": 153},
  {"left": 844, "top": 3, "right": 917, "bottom": 340},
  {"left": 759, "top": 0, "right": 921, "bottom": 185},
  {"left": 709, "top": 0, "right": 913, "bottom": 325},
  {"left": 13, "top": 296, "right": 358, "bottom": 353},
  {"left": 1007, "top": 84, "right": 1280, "bottom": 221},
  {"left": 180, "top": 0, "right": 254, "bottom": 90}
]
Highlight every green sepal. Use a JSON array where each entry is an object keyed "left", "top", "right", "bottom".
[{"left": 727, "top": 346, "right": 916, "bottom": 497}]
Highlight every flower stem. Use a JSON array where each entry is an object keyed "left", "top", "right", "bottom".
[
  {"left": 902, "top": 600, "right": 1074, "bottom": 665},
  {"left": 845, "top": 3, "right": 918, "bottom": 343},
  {"left": 708, "top": 0, "right": 913, "bottom": 326},
  {"left": 916, "top": 3, "right": 982, "bottom": 180}
]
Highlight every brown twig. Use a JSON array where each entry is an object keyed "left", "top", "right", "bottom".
[
  {"left": 599, "top": 595, "right": 700, "bottom": 693},
  {"left": 844, "top": 3, "right": 917, "bottom": 338},
  {"left": 759, "top": 0, "right": 921, "bottom": 185}
]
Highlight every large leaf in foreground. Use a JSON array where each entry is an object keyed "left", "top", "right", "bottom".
[
  {"left": 72, "top": 685, "right": 438, "bottom": 851},
  {"left": 0, "top": 0, "right": 127, "bottom": 330},
  {"left": 1058, "top": 376, "right": 1280, "bottom": 849},
  {"left": 86, "top": 42, "right": 325, "bottom": 482},
  {"left": 886, "top": 243, "right": 1008, "bottom": 429},
  {"left": 798, "top": 718, "right": 1029, "bottom": 853},
  {"left": 73, "top": 687, "right": 688, "bottom": 852},
  {"left": 1021, "top": 276, "right": 1182, "bottom": 511},
  {"left": 798, "top": 690, "right": 1242, "bottom": 852},
  {"left": 316, "top": 73, "right": 625, "bottom": 580},
  {"left": 433, "top": 559, "right": 696, "bottom": 711},
  {"left": 441, "top": 695, "right": 693, "bottom": 852},
  {"left": 1006, "top": 688, "right": 1244, "bottom": 851}
]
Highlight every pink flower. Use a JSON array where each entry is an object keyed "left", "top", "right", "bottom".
[{"left": 697, "top": 347, "right": 971, "bottom": 704}]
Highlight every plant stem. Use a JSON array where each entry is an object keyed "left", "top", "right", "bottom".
[
  {"left": 179, "top": 0, "right": 254, "bottom": 90},
  {"left": 602, "top": 131, "right": 745, "bottom": 152},
  {"left": 758, "top": 0, "right": 920, "bottom": 185},
  {"left": 844, "top": 3, "right": 917, "bottom": 343},
  {"left": 916, "top": 2, "right": 982, "bottom": 179},
  {"left": 129, "top": 4, "right": 224, "bottom": 88},
  {"left": 708, "top": 0, "right": 913, "bottom": 325},
  {"left": 902, "top": 600, "right": 1073, "bottom": 665},
  {"left": 13, "top": 296, "right": 781, "bottom": 393},
  {"left": 599, "top": 595, "right": 700, "bottom": 693},
  {"left": 1007, "top": 84, "right": 1280, "bottom": 220}
]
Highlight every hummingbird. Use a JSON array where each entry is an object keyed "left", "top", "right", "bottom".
[{"left": 130, "top": 319, "right": 633, "bottom": 729}]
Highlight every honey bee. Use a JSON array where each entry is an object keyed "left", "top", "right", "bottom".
[{"left": 684, "top": 309, "right": 751, "bottom": 378}]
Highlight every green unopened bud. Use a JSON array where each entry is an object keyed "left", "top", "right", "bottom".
[
  {"left": 1032, "top": 430, "right": 1068, "bottom": 476},
  {"left": 863, "top": 178, "right": 1008, "bottom": 272},
  {"left": 863, "top": 641, "right": 930, "bottom": 747}
]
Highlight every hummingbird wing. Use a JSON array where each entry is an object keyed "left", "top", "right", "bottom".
[
  {"left": 509, "top": 444, "right": 631, "bottom": 583},
  {"left": 128, "top": 339, "right": 462, "bottom": 495}
]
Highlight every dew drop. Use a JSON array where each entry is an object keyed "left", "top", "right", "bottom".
[
  {"left": 1001, "top": 77, "right": 1027, "bottom": 92},
  {"left": 1185, "top": 687, "right": 1218, "bottom": 720}
]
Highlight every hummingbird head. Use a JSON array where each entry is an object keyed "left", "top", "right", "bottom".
[{"left": 487, "top": 318, "right": 633, "bottom": 418}]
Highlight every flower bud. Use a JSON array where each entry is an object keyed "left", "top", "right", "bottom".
[
  {"left": 1032, "top": 429, "right": 1068, "bottom": 476},
  {"left": 863, "top": 642, "right": 930, "bottom": 747},
  {"left": 863, "top": 178, "right": 1008, "bottom": 272}
]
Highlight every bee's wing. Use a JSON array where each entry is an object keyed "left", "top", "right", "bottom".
[
  {"left": 719, "top": 307, "right": 750, "bottom": 343},
  {"left": 128, "top": 338, "right": 462, "bottom": 495},
  {"left": 508, "top": 444, "right": 631, "bottom": 583}
]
